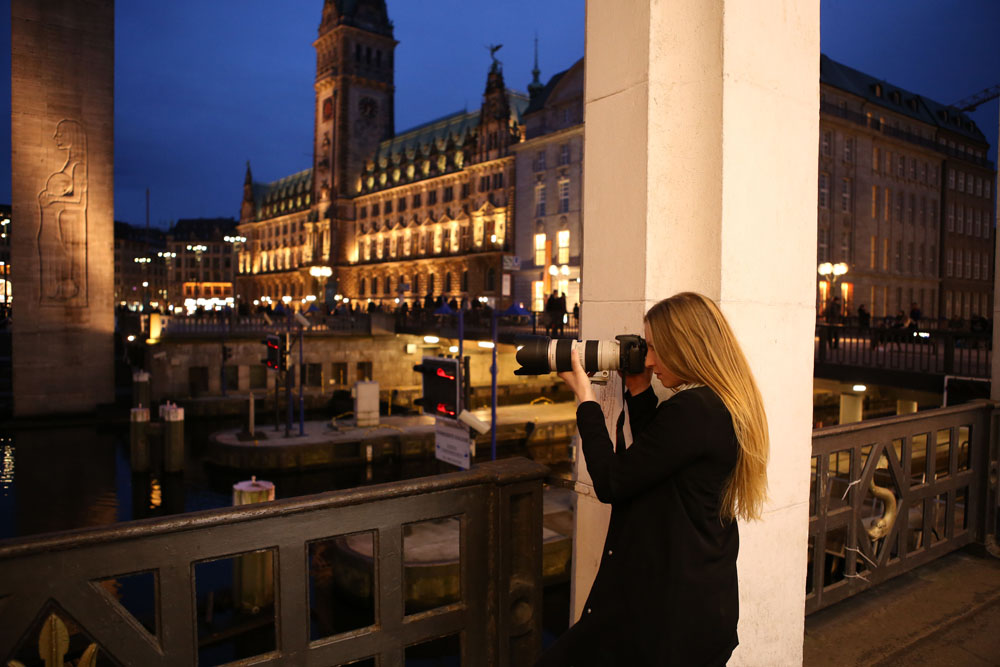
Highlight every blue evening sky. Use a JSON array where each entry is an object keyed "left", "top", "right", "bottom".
[{"left": 1, "top": 1, "right": 997, "bottom": 227}]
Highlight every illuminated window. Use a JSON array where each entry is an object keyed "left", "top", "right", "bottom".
[
  {"left": 871, "top": 185, "right": 877, "bottom": 219},
  {"left": 557, "top": 229, "right": 570, "bottom": 265},
  {"left": 872, "top": 147, "right": 880, "bottom": 172},
  {"left": 534, "top": 232, "right": 546, "bottom": 266},
  {"left": 869, "top": 236, "right": 876, "bottom": 269},
  {"left": 532, "top": 281, "right": 545, "bottom": 312}
]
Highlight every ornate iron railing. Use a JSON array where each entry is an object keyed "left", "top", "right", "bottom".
[
  {"left": 0, "top": 457, "right": 547, "bottom": 666},
  {"left": 806, "top": 401, "right": 996, "bottom": 614}
]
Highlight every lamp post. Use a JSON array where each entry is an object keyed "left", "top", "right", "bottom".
[
  {"left": 309, "top": 265, "right": 333, "bottom": 308},
  {"left": 817, "top": 262, "right": 849, "bottom": 316}
]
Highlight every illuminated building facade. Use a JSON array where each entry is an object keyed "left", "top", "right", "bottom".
[
  {"left": 165, "top": 217, "right": 239, "bottom": 311},
  {"left": 113, "top": 221, "right": 167, "bottom": 310},
  {"left": 235, "top": 0, "right": 529, "bottom": 310},
  {"left": 818, "top": 55, "right": 995, "bottom": 322},
  {"left": 0, "top": 204, "right": 10, "bottom": 309},
  {"left": 513, "top": 58, "right": 584, "bottom": 314}
]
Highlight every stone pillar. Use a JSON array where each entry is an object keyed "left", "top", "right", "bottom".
[
  {"left": 11, "top": 0, "right": 115, "bottom": 416},
  {"left": 576, "top": 1, "right": 818, "bottom": 664},
  {"left": 839, "top": 393, "right": 864, "bottom": 424}
]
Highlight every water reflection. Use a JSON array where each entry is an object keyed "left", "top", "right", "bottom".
[{"left": 0, "top": 418, "right": 466, "bottom": 541}]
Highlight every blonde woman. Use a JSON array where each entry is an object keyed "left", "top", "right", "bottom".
[{"left": 536, "top": 292, "right": 768, "bottom": 666}]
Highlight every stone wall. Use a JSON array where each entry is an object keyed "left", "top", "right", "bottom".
[{"left": 10, "top": 0, "right": 115, "bottom": 415}]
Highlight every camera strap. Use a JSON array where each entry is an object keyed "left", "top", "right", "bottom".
[{"left": 614, "top": 380, "right": 627, "bottom": 455}]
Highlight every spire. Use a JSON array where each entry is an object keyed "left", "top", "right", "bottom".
[
  {"left": 244, "top": 160, "right": 252, "bottom": 187},
  {"left": 528, "top": 35, "right": 544, "bottom": 100}
]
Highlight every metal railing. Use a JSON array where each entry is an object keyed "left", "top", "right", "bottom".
[
  {"left": 815, "top": 324, "right": 991, "bottom": 379},
  {"left": 158, "top": 314, "right": 372, "bottom": 338},
  {"left": 806, "top": 401, "right": 995, "bottom": 614},
  {"left": 0, "top": 457, "right": 547, "bottom": 666}
]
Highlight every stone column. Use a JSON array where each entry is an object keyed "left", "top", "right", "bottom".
[
  {"left": 11, "top": 0, "right": 115, "bottom": 416},
  {"left": 576, "top": 1, "right": 818, "bottom": 663}
]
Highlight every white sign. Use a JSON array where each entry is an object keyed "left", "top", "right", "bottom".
[
  {"left": 502, "top": 273, "right": 511, "bottom": 296},
  {"left": 435, "top": 416, "right": 473, "bottom": 469}
]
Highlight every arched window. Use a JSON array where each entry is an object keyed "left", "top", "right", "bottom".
[
  {"left": 485, "top": 267, "right": 496, "bottom": 292},
  {"left": 428, "top": 273, "right": 436, "bottom": 295},
  {"left": 360, "top": 277, "right": 367, "bottom": 296},
  {"left": 461, "top": 270, "right": 469, "bottom": 292},
  {"left": 372, "top": 276, "right": 379, "bottom": 295},
  {"left": 445, "top": 272, "right": 452, "bottom": 293}
]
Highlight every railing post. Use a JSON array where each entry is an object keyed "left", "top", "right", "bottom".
[{"left": 483, "top": 458, "right": 547, "bottom": 666}]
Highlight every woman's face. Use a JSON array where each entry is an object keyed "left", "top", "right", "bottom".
[{"left": 644, "top": 321, "right": 684, "bottom": 389}]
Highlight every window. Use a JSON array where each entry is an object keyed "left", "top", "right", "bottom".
[
  {"left": 884, "top": 187, "right": 890, "bottom": 221},
  {"left": 928, "top": 245, "right": 935, "bottom": 274},
  {"left": 895, "top": 192, "right": 903, "bottom": 222},
  {"left": 360, "top": 277, "right": 367, "bottom": 295},
  {"left": 917, "top": 243, "right": 923, "bottom": 274},
  {"left": 871, "top": 185, "right": 878, "bottom": 219},
  {"left": 443, "top": 186, "right": 454, "bottom": 202},
  {"left": 958, "top": 171, "right": 965, "bottom": 192},
  {"left": 920, "top": 197, "right": 927, "bottom": 225},
  {"left": 559, "top": 144, "right": 571, "bottom": 166},
  {"left": 372, "top": 276, "right": 378, "bottom": 294},
  {"left": 840, "top": 178, "right": 851, "bottom": 212},
  {"left": 427, "top": 189, "right": 437, "bottom": 205},
  {"left": 948, "top": 168, "right": 955, "bottom": 189},
  {"left": 557, "top": 229, "right": 570, "bottom": 265},
  {"left": 535, "top": 150, "right": 547, "bottom": 171},
  {"left": 357, "top": 361, "right": 373, "bottom": 382},
  {"left": 384, "top": 200, "right": 393, "bottom": 214},
  {"left": 493, "top": 172, "right": 504, "bottom": 189},
  {"left": 946, "top": 248, "right": 954, "bottom": 277},
  {"left": 413, "top": 193, "right": 422, "bottom": 208},
  {"left": 534, "top": 232, "right": 546, "bottom": 266},
  {"left": 894, "top": 240, "right": 902, "bottom": 272},
  {"left": 532, "top": 281, "right": 545, "bottom": 312},
  {"left": 896, "top": 155, "right": 904, "bottom": 178},
  {"left": 821, "top": 131, "right": 832, "bottom": 157},
  {"left": 843, "top": 137, "right": 853, "bottom": 163},
  {"left": 869, "top": 235, "right": 877, "bottom": 269},
  {"left": 331, "top": 362, "right": 348, "bottom": 385},
  {"left": 947, "top": 202, "right": 955, "bottom": 232},
  {"left": 558, "top": 178, "right": 570, "bottom": 213},
  {"left": 965, "top": 250, "right": 972, "bottom": 279},
  {"left": 818, "top": 226, "right": 829, "bottom": 262},
  {"left": 461, "top": 270, "right": 468, "bottom": 291},
  {"left": 882, "top": 238, "right": 889, "bottom": 271},
  {"left": 973, "top": 252, "right": 980, "bottom": 280},
  {"left": 841, "top": 231, "right": 851, "bottom": 262},
  {"left": 908, "top": 194, "right": 915, "bottom": 224},
  {"left": 957, "top": 206, "right": 964, "bottom": 234},
  {"left": 359, "top": 206, "right": 368, "bottom": 219},
  {"left": 909, "top": 158, "right": 916, "bottom": 180},
  {"left": 818, "top": 173, "right": 829, "bottom": 208},
  {"left": 485, "top": 267, "right": 496, "bottom": 292},
  {"left": 872, "top": 147, "right": 880, "bottom": 172},
  {"left": 535, "top": 183, "right": 547, "bottom": 217},
  {"left": 461, "top": 183, "right": 470, "bottom": 198}
]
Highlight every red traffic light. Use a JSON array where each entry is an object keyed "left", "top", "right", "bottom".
[{"left": 436, "top": 367, "right": 455, "bottom": 380}]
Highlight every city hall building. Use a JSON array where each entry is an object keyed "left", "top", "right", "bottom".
[{"left": 234, "top": 0, "right": 573, "bottom": 312}]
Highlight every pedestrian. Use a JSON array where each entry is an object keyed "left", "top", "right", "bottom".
[
  {"left": 536, "top": 292, "right": 769, "bottom": 666},
  {"left": 824, "top": 296, "right": 842, "bottom": 349},
  {"left": 572, "top": 301, "right": 580, "bottom": 326},
  {"left": 857, "top": 304, "right": 870, "bottom": 330},
  {"left": 544, "top": 292, "right": 557, "bottom": 336},
  {"left": 554, "top": 292, "right": 568, "bottom": 337}
]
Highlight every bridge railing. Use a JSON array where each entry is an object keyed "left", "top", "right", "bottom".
[
  {"left": 0, "top": 457, "right": 547, "bottom": 666},
  {"left": 815, "top": 324, "right": 991, "bottom": 378},
  {"left": 807, "top": 401, "right": 996, "bottom": 614}
]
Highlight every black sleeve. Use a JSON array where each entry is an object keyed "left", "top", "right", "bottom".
[
  {"left": 577, "top": 392, "right": 707, "bottom": 504},
  {"left": 625, "top": 386, "right": 658, "bottom": 437}
]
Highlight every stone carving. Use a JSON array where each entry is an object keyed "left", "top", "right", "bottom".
[{"left": 37, "top": 119, "right": 88, "bottom": 306}]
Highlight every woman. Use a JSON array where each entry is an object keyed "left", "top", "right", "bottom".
[{"left": 536, "top": 292, "right": 769, "bottom": 666}]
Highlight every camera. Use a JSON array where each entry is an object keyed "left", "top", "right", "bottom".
[{"left": 513, "top": 334, "right": 647, "bottom": 377}]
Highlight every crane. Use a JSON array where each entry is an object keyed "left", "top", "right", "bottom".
[{"left": 951, "top": 84, "right": 1000, "bottom": 112}]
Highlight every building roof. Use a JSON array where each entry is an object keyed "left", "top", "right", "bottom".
[
  {"left": 359, "top": 89, "right": 529, "bottom": 194},
  {"left": 250, "top": 168, "right": 314, "bottom": 222},
  {"left": 524, "top": 68, "right": 569, "bottom": 116},
  {"left": 820, "top": 54, "right": 986, "bottom": 144},
  {"left": 114, "top": 221, "right": 166, "bottom": 247}
]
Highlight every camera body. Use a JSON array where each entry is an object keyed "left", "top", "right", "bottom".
[{"left": 514, "top": 334, "right": 648, "bottom": 377}]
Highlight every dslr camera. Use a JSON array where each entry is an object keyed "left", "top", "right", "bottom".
[{"left": 514, "top": 334, "right": 647, "bottom": 381}]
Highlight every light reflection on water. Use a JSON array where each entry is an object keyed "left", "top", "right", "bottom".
[{"left": 0, "top": 418, "right": 451, "bottom": 541}]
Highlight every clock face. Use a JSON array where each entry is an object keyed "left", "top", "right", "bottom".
[
  {"left": 359, "top": 97, "right": 378, "bottom": 120},
  {"left": 322, "top": 98, "right": 333, "bottom": 120}
]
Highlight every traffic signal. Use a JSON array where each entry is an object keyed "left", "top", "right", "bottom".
[
  {"left": 262, "top": 334, "right": 281, "bottom": 370},
  {"left": 413, "top": 356, "right": 460, "bottom": 418}
]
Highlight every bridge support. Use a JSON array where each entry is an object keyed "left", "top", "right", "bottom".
[{"left": 576, "top": 0, "right": 818, "bottom": 663}]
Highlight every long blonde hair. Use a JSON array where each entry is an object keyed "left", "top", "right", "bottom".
[{"left": 645, "top": 292, "right": 769, "bottom": 521}]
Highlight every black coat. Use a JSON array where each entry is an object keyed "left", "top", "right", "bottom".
[{"left": 536, "top": 386, "right": 740, "bottom": 666}]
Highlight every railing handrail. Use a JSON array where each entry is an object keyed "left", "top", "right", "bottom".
[
  {"left": 0, "top": 457, "right": 545, "bottom": 558},
  {"left": 813, "top": 399, "right": 994, "bottom": 439}
]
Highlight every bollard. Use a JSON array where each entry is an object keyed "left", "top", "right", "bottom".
[
  {"left": 233, "top": 476, "right": 275, "bottom": 613},
  {"left": 249, "top": 392, "right": 256, "bottom": 436},
  {"left": 130, "top": 406, "right": 151, "bottom": 473},
  {"left": 132, "top": 371, "right": 151, "bottom": 409},
  {"left": 162, "top": 404, "right": 185, "bottom": 473}
]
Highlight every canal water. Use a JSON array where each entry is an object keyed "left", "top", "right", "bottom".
[{"left": 0, "top": 417, "right": 570, "bottom": 665}]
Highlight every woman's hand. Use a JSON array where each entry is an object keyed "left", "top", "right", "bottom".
[
  {"left": 619, "top": 366, "right": 653, "bottom": 396},
  {"left": 557, "top": 341, "right": 597, "bottom": 403}
]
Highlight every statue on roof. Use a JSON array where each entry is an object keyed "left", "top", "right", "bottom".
[{"left": 488, "top": 43, "right": 503, "bottom": 70}]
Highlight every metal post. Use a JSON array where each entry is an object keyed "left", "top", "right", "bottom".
[
  {"left": 273, "top": 366, "right": 279, "bottom": 432},
  {"left": 491, "top": 309, "right": 498, "bottom": 460},
  {"left": 299, "top": 324, "right": 305, "bottom": 436},
  {"left": 286, "top": 313, "right": 293, "bottom": 437},
  {"left": 458, "top": 308, "right": 465, "bottom": 412}
]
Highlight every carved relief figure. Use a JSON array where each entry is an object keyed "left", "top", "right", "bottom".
[{"left": 37, "top": 119, "right": 88, "bottom": 305}]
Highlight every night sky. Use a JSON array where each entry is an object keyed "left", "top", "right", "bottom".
[{"left": 1, "top": 0, "right": 998, "bottom": 228}]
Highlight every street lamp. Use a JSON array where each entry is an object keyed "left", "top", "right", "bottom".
[{"left": 817, "top": 262, "right": 848, "bottom": 314}]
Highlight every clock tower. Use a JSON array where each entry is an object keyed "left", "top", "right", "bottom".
[{"left": 313, "top": 0, "right": 396, "bottom": 255}]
